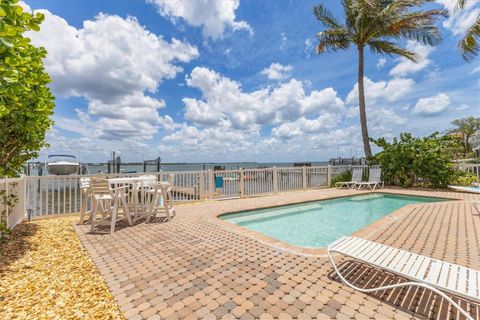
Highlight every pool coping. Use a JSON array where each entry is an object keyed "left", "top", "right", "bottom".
[{"left": 213, "top": 190, "right": 459, "bottom": 257}]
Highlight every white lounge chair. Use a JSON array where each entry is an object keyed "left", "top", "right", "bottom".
[
  {"left": 328, "top": 236, "right": 478, "bottom": 320},
  {"left": 356, "top": 167, "right": 384, "bottom": 190},
  {"left": 335, "top": 168, "right": 363, "bottom": 189}
]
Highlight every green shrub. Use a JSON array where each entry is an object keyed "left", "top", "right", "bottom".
[
  {"left": 0, "top": 188, "right": 17, "bottom": 244},
  {"left": 0, "top": 0, "right": 55, "bottom": 177},
  {"left": 452, "top": 171, "right": 478, "bottom": 186},
  {"left": 331, "top": 171, "right": 352, "bottom": 187},
  {"left": 371, "top": 133, "right": 458, "bottom": 188}
]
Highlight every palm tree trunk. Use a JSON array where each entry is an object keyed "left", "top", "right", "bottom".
[
  {"left": 465, "top": 134, "right": 471, "bottom": 157},
  {"left": 357, "top": 45, "right": 372, "bottom": 158}
]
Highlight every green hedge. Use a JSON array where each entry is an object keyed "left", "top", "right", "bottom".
[
  {"left": 371, "top": 133, "right": 459, "bottom": 188},
  {"left": 330, "top": 171, "right": 352, "bottom": 187}
]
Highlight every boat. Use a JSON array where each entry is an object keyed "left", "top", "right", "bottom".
[{"left": 46, "top": 154, "right": 80, "bottom": 175}]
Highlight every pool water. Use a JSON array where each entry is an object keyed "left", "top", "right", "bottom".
[{"left": 220, "top": 193, "right": 444, "bottom": 248}]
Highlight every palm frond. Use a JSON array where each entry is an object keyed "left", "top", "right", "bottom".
[
  {"left": 459, "top": 15, "right": 480, "bottom": 61},
  {"left": 316, "top": 29, "right": 351, "bottom": 53},
  {"left": 313, "top": 0, "right": 445, "bottom": 58},
  {"left": 341, "top": 0, "right": 358, "bottom": 31},
  {"left": 372, "top": 9, "right": 447, "bottom": 45},
  {"left": 381, "top": 0, "right": 436, "bottom": 13},
  {"left": 457, "top": 0, "right": 468, "bottom": 10},
  {"left": 367, "top": 40, "right": 418, "bottom": 61},
  {"left": 312, "top": 4, "right": 342, "bottom": 29}
]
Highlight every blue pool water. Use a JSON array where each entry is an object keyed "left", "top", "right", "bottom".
[{"left": 220, "top": 193, "right": 444, "bottom": 248}]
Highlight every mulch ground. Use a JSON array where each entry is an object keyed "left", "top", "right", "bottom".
[{"left": 0, "top": 216, "right": 124, "bottom": 319}]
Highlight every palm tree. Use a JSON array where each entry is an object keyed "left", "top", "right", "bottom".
[
  {"left": 313, "top": 0, "right": 447, "bottom": 158},
  {"left": 457, "top": 0, "right": 480, "bottom": 61}
]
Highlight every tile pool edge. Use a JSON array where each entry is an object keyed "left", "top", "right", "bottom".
[{"left": 213, "top": 191, "right": 457, "bottom": 257}]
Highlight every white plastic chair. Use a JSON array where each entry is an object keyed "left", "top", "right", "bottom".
[
  {"left": 79, "top": 177, "right": 92, "bottom": 224},
  {"left": 146, "top": 180, "right": 176, "bottom": 223},
  {"left": 89, "top": 178, "right": 132, "bottom": 234}
]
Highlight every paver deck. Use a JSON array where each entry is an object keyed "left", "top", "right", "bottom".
[{"left": 74, "top": 188, "right": 480, "bottom": 319}]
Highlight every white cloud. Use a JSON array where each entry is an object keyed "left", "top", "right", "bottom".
[
  {"left": 304, "top": 38, "right": 314, "bottom": 58},
  {"left": 161, "top": 122, "right": 258, "bottom": 160},
  {"left": 25, "top": 9, "right": 198, "bottom": 145},
  {"left": 345, "top": 77, "right": 409, "bottom": 138},
  {"left": 346, "top": 77, "right": 415, "bottom": 104},
  {"left": 436, "top": 0, "right": 480, "bottom": 35},
  {"left": 271, "top": 114, "right": 341, "bottom": 139},
  {"left": 183, "top": 67, "right": 345, "bottom": 130},
  {"left": 457, "top": 104, "right": 470, "bottom": 111},
  {"left": 413, "top": 93, "right": 450, "bottom": 116},
  {"left": 261, "top": 63, "right": 293, "bottom": 80},
  {"left": 471, "top": 66, "right": 480, "bottom": 74},
  {"left": 346, "top": 104, "right": 407, "bottom": 137},
  {"left": 369, "top": 108, "right": 407, "bottom": 134},
  {"left": 158, "top": 121, "right": 362, "bottom": 162},
  {"left": 155, "top": 67, "right": 351, "bottom": 161},
  {"left": 147, "top": 0, "right": 252, "bottom": 39},
  {"left": 280, "top": 32, "right": 287, "bottom": 48},
  {"left": 27, "top": 12, "right": 198, "bottom": 102},
  {"left": 376, "top": 57, "right": 386, "bottom": 69},
  {"left": 389, "top": 41, "right": 434, "bottom": 77}
]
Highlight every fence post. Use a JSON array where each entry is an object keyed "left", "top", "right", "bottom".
[
  {"left": 272, "top": 167, "right": 278, "bottom": 194},
  {"left": 302, "top": 166, "right": 307, "bottom": 190},
  {"left": 239, "top": 169, "right": 245, "bottom": 199},
  {"left": 208, "top": 169, "right": 215, "bottom": 198},
  {"left": 3, "top": 177, "right": 9, "bottom": 227},
  {"left": 21, "top": 177, "right": 27, "bottom": 222},
  {"left": 199, "top": 171, "right": 205, "bottom": 200},
  {"left": 327, "top": 165, "right": 332, "bottom": 187}
]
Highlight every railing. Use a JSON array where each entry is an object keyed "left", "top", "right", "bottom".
[
  {"left": 35, "top": 165, "right": 368, "bottom": 218},
  {"left": 7, "top": 165, "right": 379, "bottom": 221},
  {"left": 7, "top": 163, "right": 477, "bottom": 222},
  {"left": 453, "top": 163, "right": 480, "bottom": 180},
  {"left": 1, "top": 177, "right": 26, "bottom": 229},
  {"left": 243, "top": 168, "right": 274, "bottom": 196}
]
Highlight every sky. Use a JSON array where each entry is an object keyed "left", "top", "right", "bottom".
[{"left": 22, "top": 0, "right": 480, "bottom": 163}]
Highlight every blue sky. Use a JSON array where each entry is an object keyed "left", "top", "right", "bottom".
[{"left": 23, "top": 0, "right": 480, "bottom": 163}]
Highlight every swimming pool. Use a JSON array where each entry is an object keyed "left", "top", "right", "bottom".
[
  {"left": 220, "top": 193, "right": 445, "bottom": 248},
  {"left": 448, "top": 185, "right": 480, "bottom": 194}
]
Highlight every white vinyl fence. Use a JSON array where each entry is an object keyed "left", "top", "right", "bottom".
[
  {"left": 1, "top": 177, "right": 27, "bottom": 229},
  {"left": 2, "top": 163, "right": 477, "bottom": 224},
  {"left": 454, "top": 163, "right": 480, "bottom": 180},
  {"left": 16, "top": 165, "right": 352, "bottom": 220}
]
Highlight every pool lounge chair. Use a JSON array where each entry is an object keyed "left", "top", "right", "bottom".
[
  {"left": 328, "top": 236, "right": 479, "bottom": 320},
  {"left": 355, "top": 167, "right": 384, "bottom": 190},
  {"left": 335, "top": 168, "right": 363, "bottom": 189}
]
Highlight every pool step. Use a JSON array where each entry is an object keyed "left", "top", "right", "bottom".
[
  {"left": 349, "top": 194, "right": 384, "bottom": 201},
  {"left": 227, "top": 203, "right": 323, "bottom": 224}
]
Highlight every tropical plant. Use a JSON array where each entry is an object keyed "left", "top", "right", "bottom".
[
  {"left": 330, "top": 170, "right": 352, "bottom": 187},
  {"left": 457, "top": 0, "right": 480, "bottom": 61},
  {"left": 452, "top": 171, "right": 478, "bottom": 186},
  {"left": 0, "top": 0, "right": 55, "bottom": 177},
  {"left": 313, "top": 0, "right": 447, "bottom": 158},
  {"left": 0, "top": 187, "right": 17, "bottom": 243},
  {"left": 371, "top": 133, "right": 458, "bottom": 188},
  {"left": 450, "top": 116, "right": 480, "bottom": 157}
]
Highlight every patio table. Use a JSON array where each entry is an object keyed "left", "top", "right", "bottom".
[{"left": 108, "top": 176, "right": 157, "bottom": 222}]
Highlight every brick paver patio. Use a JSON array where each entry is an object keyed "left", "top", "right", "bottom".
[{"left": 74, "top": 188, "right": 480, "bottom": 319}]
